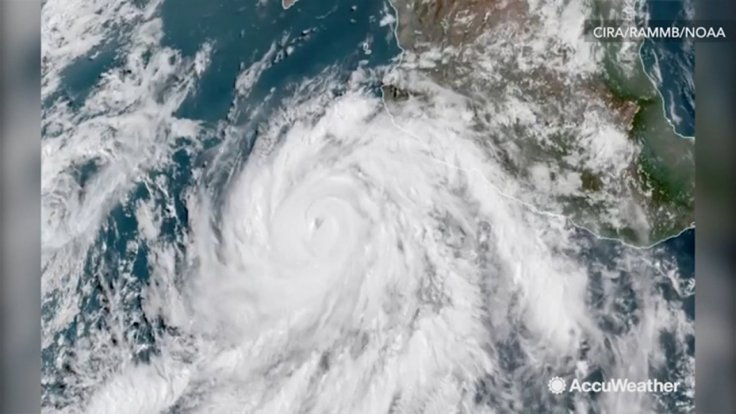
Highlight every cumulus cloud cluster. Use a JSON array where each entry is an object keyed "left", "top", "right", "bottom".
[{"left": 41, "top": 0, "right": 693, "bottom": 413}]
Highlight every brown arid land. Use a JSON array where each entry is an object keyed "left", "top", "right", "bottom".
[{"left": 385, "top": 0, "right": 693, "bottom": 245}]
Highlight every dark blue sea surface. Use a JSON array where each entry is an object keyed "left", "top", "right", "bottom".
[
  {"left": 42, "top": 0, "right": 401, "bottom": 405},
  {"left": 41, "top": 1, "right": 696, "bottom": 409},
  {"left": 638, "top": 0, "right": 695, "bottom": 356},
  {"left": 162, "top": 0, "right": 399, "bottom": 123},
  {"left": 641, "top": 0, "right": 695, "bottom": 137}
]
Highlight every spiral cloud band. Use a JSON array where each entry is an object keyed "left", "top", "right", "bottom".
[
  {"left": 187, "top": 90, "right": 502, "bottom": 412},
  {"left": 75, "top": 78, "right": 691, "bottom": 413},
  {"left": 41, "top": 2, "right": 693, "bottom": 410}
]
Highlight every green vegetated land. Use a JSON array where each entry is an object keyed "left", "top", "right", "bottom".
[{"left": 601, "top": 39, "right": 695, "bottom": 243}]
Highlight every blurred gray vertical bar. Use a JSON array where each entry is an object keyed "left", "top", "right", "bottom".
[
  {"left": 696, "top": 0, "right": 736, "bottom": 413},
  {"left": 0, "top": 0, "right": 41, "bottom": 412}
]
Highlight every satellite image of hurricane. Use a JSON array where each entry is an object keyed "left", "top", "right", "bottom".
[{"left": 41, "top": 0, "right": 696, "bottom": 413}]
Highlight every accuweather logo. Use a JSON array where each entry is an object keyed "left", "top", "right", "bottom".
[
  {"left": 547, "top": 377, "right": 567, "bottom": 394},
  {"left": 547, "top": 377, "right": 680, "bottom": 394}
]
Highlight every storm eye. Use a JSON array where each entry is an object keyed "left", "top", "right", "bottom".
[{"left": 312, "top": 216, "right": 324, "bottom": 230}]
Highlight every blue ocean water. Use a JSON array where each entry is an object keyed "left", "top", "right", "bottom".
[
  {"left": 42, "top": 0, "right": 401, "bottom": 404},
  {"left": 163, "top": 0, "right": 398, "bottom": 122},
  {"left": 640, "top": 0, "right": 695, "bottom": 137},
  {"left": 639, "top": 0, "right": 695, "bottom": 320},
  {"left": 42, "top": 0, "right": 695, "bottom": 409}
]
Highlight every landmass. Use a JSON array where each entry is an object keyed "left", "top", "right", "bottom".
[{"left": 385, "top": 0, "right": 694, "bottom": 245}]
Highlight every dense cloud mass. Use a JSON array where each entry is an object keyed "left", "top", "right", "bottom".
[{"left": 41, "top": 0, "right": 694, "bottom": 413}]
